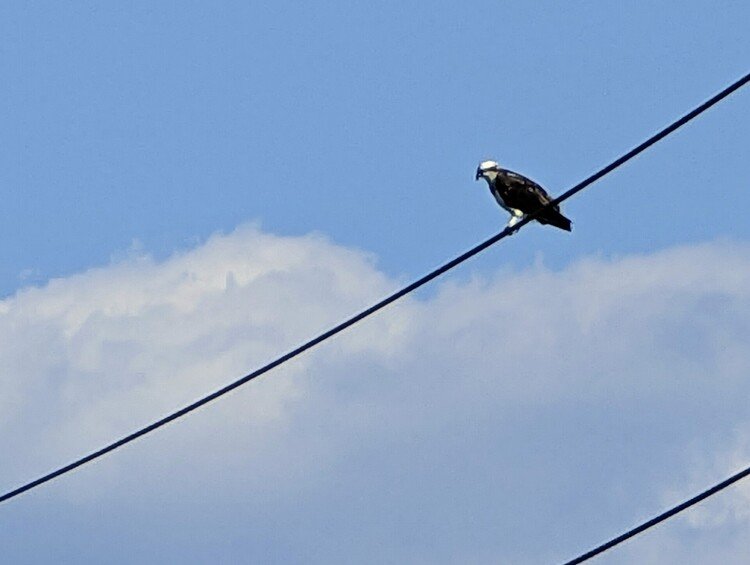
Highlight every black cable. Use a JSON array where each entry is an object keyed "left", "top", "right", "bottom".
[
  {"left": 1, "top": 72, "right": 748, "bottom": 505},
  {"left": 562, "top": 465, "right": 750, "bottom": 564}
]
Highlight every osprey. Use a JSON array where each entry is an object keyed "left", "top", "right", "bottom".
[{"left": 475, "top": 160, "right": 572, "bottom": 232}]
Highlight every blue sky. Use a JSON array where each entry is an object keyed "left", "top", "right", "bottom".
[
  {"left": 3, "top": 1, "right": 748, "bottom": 294},
  {"left": 1, "top": 2, "right": 749, "bottom": 564}
]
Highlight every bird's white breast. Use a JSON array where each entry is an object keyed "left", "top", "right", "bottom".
[{"left": 491, "top": 187, "right": 511, "bottom": 212}]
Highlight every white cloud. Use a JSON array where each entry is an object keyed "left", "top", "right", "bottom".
[{"left": 2, "top": 227, "right": 750, "bottom": 564}]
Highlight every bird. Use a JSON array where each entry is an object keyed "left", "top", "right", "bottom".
[{"left": 475, "top": 160, "right": 572, "bottom": 232}]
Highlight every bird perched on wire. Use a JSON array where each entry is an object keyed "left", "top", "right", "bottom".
[{"left": 475, "top": 160, "right": 572, "bottom": 232}]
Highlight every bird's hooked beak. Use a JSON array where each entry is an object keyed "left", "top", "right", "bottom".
[{"left": 475, "top": 168, "right": 482, "bottom": 181}]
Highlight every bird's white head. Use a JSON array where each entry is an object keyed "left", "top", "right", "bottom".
[{"left": 475, "top": 160, "right": 500, "bottom": 183}]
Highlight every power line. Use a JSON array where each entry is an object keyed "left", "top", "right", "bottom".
[
  {"left": 562, "top": 464, "right": 750, "bottom": 564},
  {"left": 1, "top": 72, "right": 748, "bottom": 505}
]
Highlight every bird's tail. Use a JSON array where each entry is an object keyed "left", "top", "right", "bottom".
[{"left": 539, "top": 210, "right": 572, "bottom": 231}]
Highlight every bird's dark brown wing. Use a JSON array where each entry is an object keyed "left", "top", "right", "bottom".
[
  {"left": 498, "top": 170, "right": 572, "bottom": 231},
  {"left": 497, "top": 170, "right": 555, "bottom": 213}
]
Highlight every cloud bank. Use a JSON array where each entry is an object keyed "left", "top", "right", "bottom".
[{"left": 2, "top": 226, "right": 750, "bottom": 564}]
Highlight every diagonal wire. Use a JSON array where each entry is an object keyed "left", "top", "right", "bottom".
[
  {"left": 1, "top": 72, "right": 748, "bottom": 505},
  {"left": 562, "top": 465, "right": 750, "bottom": 564}
]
